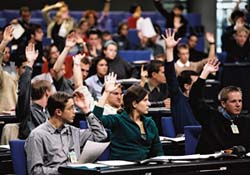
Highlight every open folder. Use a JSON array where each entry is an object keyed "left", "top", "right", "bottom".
[{"left": 78, "top": 140, "right": 110, "bottom": 164}]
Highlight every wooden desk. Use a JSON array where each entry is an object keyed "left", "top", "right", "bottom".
[{"left": 59, "top": 158, "right": 250, "bottom": 175}]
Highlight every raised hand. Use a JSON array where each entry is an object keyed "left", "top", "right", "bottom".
[
  {"left": 3, "top": 25, "right": 14, "bottom": 43},
  {"left": 206, "top": 32, "right": 215, "bottom": 43},
  {"left": 65, "top": 32, "right": 77, "bottom": 49},
  {"left": 203, "top": 59, "right": 220, "bottom": 74},
  {"left": 104, "top": 72, "right": 120, "bottom": 93},
  {"left": 73, "top": 53, "right": 85, "bottom": 65},
  {"left": 162, "top": 28, "right": 181, "bottom": 49},
  {"left": 73, "top": 91, "right": 89, "bottom": 114},
  {"left": 25, "top": 43, "right": 38, "bottom": 66}
]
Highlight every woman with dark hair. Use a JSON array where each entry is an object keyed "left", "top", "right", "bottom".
[
  {"left": 93, "top": 73, "right": 163, "bottom": 161},
  {"left": 85, "top": 57, "right": 108, "bottom": 100}
]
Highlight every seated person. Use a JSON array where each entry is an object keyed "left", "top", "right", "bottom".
[
  {"left": 174, "top": 43, "right": 210, "bottom": 76},
  {"left": 187, "top": 32, "right": 215, "bottom": 62},
  {"left": 93, "top": 73, "right": 164, "bottom": 161},
  {"left": 127, "top": 2, "right": 142, "bottom": 29},
  {"left": 163, "top": 29, "right": 200, "bottom": 134},
  {"left": 221, "top": 9, "right": 249, "bottom": 52},
  {"left": 25, "top": 91, "right": 107, "bottom": 174},
  {"left": 17, "top": 43, "right": 52, "bottom": 139},
  {"left": 190, "top": 58, "right": 250, "bottom": 154},
  {"left": 103, "top": 40, "right": 137, "bottom": 79},
  {"left": 85, "top": 57, "right": 108, "bottom": 100},
  {"left": 113, "top": 22, "right": 131, "bottom": 50},
  {"left": 225, "top": 26, "right": 250, "bottom": 62},
  {"left": 141, "top": 60, "right": 170, "bottom": 109}
]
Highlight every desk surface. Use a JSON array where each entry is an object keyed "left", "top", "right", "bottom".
[{"left": 59, "top": 158, "right": 250, "bottom": 175}]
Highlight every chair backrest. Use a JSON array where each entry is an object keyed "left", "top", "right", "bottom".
[
  {"left": 161, "top": 117, "right": 176, "bottom": 138},
  {"left": 79, "top": 120, "right": 88, "bottom": 129},
  {"left": 97, "top": 146, "right": 110, "bottom": 161},
  {"left": 184, "top": 125, "right": 202, "bottom": 155},
  {"left": 9, "top": 139, "right": 27, "bottom": 175},
  {"left": 118, "top": 50, "right": 151, "bottom": 63}
]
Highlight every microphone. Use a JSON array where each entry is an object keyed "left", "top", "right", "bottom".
[{"left": 224, "top": 145, "right": 246, "bottom": 158}]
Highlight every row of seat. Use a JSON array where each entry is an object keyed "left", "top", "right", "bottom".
[{"left": 0, "top": 10, "right": 202, "bottom": 33}]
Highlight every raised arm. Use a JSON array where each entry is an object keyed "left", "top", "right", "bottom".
[
  {"left": 189, "top": 59, "right": 220, "bottom": 124},
  {"left": 53, "top": 32, "right": 76, "bottom": 80},
  {"left": 206, "top": 32, "right": 216, "bottom": 59},
  {"left": 73, "top": 53, "right": 85, "bottom": 89},
  {"left": 41, "top": 1, "right": 65, "bottom": 24},
  {"left": 16, "top": 43, "right": 38, "bottom": 122},
  {"left": 0, "top": 26, "right": 14, "bottom": 67},
  {"left": 153, "top": 0, "right": 170, "bottom": 19}
]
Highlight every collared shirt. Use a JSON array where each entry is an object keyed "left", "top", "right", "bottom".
[
  {"left": 85, "top": 74, "right": 104, "bottom": 100},
  {"left": 25, "top": 113, "right": 107, "bottom": 175},
  {"left": 176, "top": 59, "right": 191, "bottom": 68}
]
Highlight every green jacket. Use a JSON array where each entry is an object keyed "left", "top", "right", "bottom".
[{"left": 93, "top": 106, "right": 164, "bottom": 161}]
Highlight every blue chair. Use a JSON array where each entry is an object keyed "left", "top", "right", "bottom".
[
  {"left": 127, "top": 29, "right": 140, "bottom": 49},
  {"left": 98, "top": 146, "right": 110, "bottom": 161},
  {"left": 0, "top": 18, "right": 6, "bottom": 28},
  {"left": 184, "top": 125, "right": 202, "bottom": 155},
  {"left": 9, "top": 139, "right": 27, "bottom": 175},
  {"left": 118, "top": 50, "right": 151, "bottom": 63},
  {"left": 79, "top": 120, "right": 88, "bottom": 129},
  {"left": 161, "top": 117, "right": 176, "bottom": 138}
]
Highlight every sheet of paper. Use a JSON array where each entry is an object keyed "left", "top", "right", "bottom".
[
  {"left": 97, "top": 160, "right": 137, "bottom": 166},
  {"left": 159, "top": 136, "right": 185, "bottom": 142},
  {"left": 78, "top": 141, "right": 110, "bottom": 164},
  {"left": 12, "top": 23, "right": 25, "bottom": 40},
  {"left": 150, "top": 151, "right": 224, "bottom": 161},
  {"left": 68, "top": 163, "right": 108, "bottom": 169}
]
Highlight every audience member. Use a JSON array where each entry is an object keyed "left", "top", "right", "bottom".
[
  {"left": 187, "top": 32, "right": 216, "bottom": 62},
  {"left": 142, "top": 60, "right": 170, "bottom": 109},
  {"left": 189, "top": 58, "right": 250, "bottom": 154},
  {"left": 42, "top": 1, "right": 76, "bottom": 51},
  {"left": 221, "top": 9, "right": 249, "bottom": 52},
  {"left": 25, "top": 91, "right": 107, "bottom": 174},
  {"left": 0, "top": 26, "right": 18, "bottom": 112},
  {"left": 174, "top": 43, "right": 209, "bottom": 76},
  {"left": 103, "top": 40, "right": 136, "bottom": 79},
  {"left": 1, "top": 46, "right": 16, "bottom": 75},
  {"left": 85, "top": 57, "right": 108, "bottom": 100},
  {"left": 86, "top": 29, "right": 103, "bottom": 58},
  {"left": 113, "top": 22, "right": 131, "bottom": 50},
  {"left": 127, "top": 2, "right": 142, "bottom": 29},
  {"left": 153, "top": 0, "right": 188, "bottom": 39},
  {"left": 163, "top": 28, "right": 199, "bottom": 134},
  {"left": 93, "top": 73, "right": 163, "bottom": 161},
  {"left": 16, "top": 43, "right": 52, "bottom": 139},
  {"left": 83, "top": 0, "right": 111, "bottom": 31},
  {"left": 225, "top": 26, "right": 250, "bottom": 62}
]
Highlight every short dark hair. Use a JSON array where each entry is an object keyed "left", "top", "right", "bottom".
[
  {"left": 231, "top": 10, "right": 245, "bottom": 23},
  {"left": 87, "top": 28, "right": 101, "bottom": 38},
  {"left": 89, "top": 56, "right": 107, "bottom": 75},
  {"left": 173, "top": 2, "right": 184, "bottom": 11},
  {"left": 147, "top": 60, "right": 164, "bottom": 78},
  {"left": 218, "top": 86, "right": 242, "bottom": 102},
  {"left": 31, "top": 80, "right": 51, "bottom": 100},
  {"left": 27, "top": 24, "right": 42, "bottom": 41},
  {"left": 47, "top": 92, "right": 72, "bottom": 116},
  {"left": 129, "top": 2, "right": 142, "bottom": 14},
  {"left": 19, "top": 6, "right": 30, "bottom": 15},
  {"left": 177, "top": 70, "right": 198, "bottom": 92},
  {"left": 123, "top": 84, "right": 148, "bottom": 114},
  {"left": 177, "top": 43, "right": 189, "bottom": 52},
  {"left": 15, "top": 54, "right": 27, "bottom": 68}
]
